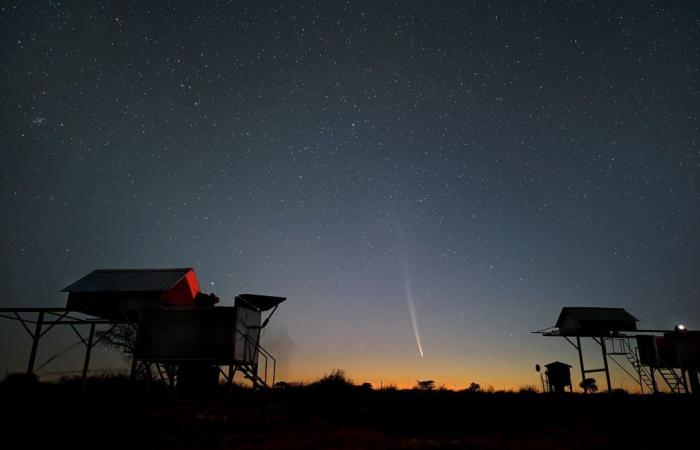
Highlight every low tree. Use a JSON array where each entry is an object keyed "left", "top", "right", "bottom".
[
  {"left": 98, "top": 323, "right": 139, "bottom": 359},
  {"left": 579, "top": 377, "right": 598, "bottom": 394},
  {"left": 467, "top": 382, "right": 481, "bottom": 392},
  {"left": 416, "top": 380, "right": 435, "bottom": 391}
]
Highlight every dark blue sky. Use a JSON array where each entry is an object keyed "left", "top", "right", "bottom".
[{"left": 1, "top": 1, "right": 698, "bottom": 387}]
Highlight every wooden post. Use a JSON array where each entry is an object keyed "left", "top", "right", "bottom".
[
  {"left": 80, "top": 323, "right": 96, "bottom": 395},
  {"left": 27, "top": 311, "right": 44, "bottom": 375}
]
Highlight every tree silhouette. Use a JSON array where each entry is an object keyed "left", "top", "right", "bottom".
[
  {"left": 416, "top": 380, "right": 435, "bottom": 391},
  {"left": 579, "top": 378, "right": 598, "bottom": 394},
  {"left": 98, "top": 323, "right": 138, "bottom": 359},
  {"left": 467, "top": 382, "right": 481, "bottom": 392}
]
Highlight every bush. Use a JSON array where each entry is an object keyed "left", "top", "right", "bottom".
[
  {"left": 310, "top": 369, "right": 354, "bottom": 389},
  {"left": 579, "top": 378, "right": 598, "bottom": 394},
  {"left": 518, "top": 385, "right": 538, "bottom": 394},
  {"left": 415, "top": 380, "right": 436, "bottom": 391},
  {"left": 466, "top": 382, "right": 481, "bottom": 392},
  {"left": 1, "top": 372, "right": 39, "bottom": 388}
]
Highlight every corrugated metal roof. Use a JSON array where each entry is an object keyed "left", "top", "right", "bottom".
[
  {"left": 62, "top": 268, "right": 193, "bottom": 293},
  {"left": 555, "top": 307, "right": 638, "bottom": 328}
]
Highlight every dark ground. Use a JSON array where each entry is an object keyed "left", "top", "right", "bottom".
[{"left": 1, "top": 375, "right": 697, "bottom": 450}]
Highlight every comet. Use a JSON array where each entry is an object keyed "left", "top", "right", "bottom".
[
  {"left": 395, "top": 218, "right": 424, "bottom": 357},
  {"left": 400, "top": 258, "right": 424, "bottom": 357}
]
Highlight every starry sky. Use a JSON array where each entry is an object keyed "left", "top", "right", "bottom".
[{"left": 1, "top": 1, "right": 699, "bottom": 389}]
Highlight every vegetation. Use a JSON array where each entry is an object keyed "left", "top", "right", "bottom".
[
  {"left": 98, "top": 323, "right": 139, "bottom": 359},
  {"left": 415, "top": 379, "right": 435, "bottom": 390},
  {"left": 579, "top": 377, "right": 598, "bottom": 394},
  {"left": 1, "top": 372, "right": 696, "bottom": 450},
  {"left": 0, "top": 371, "right": 38, "bottom": 387},
  {"left": 310, "top": 369, "right": 354, "bottom": 389},
  {"left": 518, "top": 385, "right": 539, "bottom": 394}
]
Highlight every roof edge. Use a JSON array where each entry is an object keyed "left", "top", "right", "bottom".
[{"left": 60, "top": 268, "right": 195, "bottom": 292}]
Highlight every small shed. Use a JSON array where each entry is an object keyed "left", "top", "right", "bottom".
[
  {"left": 62, "top": 268, "right": 203, "bottom": 319},
  {"left": 545, "top": 361, "right": 572, "bottom": 392},
  {"left": 555, "top": 307, "right": 638, "bottom": 336}
]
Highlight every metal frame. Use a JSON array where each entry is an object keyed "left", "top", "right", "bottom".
[{"left": 0, "top": 308, "right": 120, "bottom": 394}]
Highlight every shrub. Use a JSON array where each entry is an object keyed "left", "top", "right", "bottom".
[
  {"left": 311, "top": 369, "right": 354, "bottom": 389},
  {"left": 518, "top": 385, "right": 538, "bottom": 394},
  {"left": 1, "top": 372, "right": 39, "bottom": 388},
  {"left": 467, "top": 382, "right": 481, "bottom": 392},
  {"left": 415, "top": 380, "right": 435, "bottom": 391},
  {"left": 579, "top": 378, "right": 598, "bottom": 394}
]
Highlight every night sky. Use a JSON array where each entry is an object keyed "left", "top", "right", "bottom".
[{"left": 1, "top": 1, "right": 699, "bottom": 389}]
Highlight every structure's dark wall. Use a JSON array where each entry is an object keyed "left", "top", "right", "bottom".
[
  {"left": 135, "top": 307, "right": 239, "bottom": 362},
  {"left": 66, "top": 292, "right": 163, "bottom": 319},
  {"left": 637, "top": 333, "right": 700, "bottom": 369},
  {"left": 234, "top": 306, "right": 261, "bottom": 363}
]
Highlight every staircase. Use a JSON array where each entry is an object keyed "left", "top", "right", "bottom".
[
  {"left": 657, "top": 368, "right": 686, "bottom": 393},
  {"left": 622, "top": 350, "right": 656, "bottom": 392},
  {"left": 607, "top": 338, "right": 655, "bottom": 393},
  {"left": 607, "top": 337, "right": 689, "bottom": 394},
  {"left": 239, "top": 333, "right": 277, "bottom": 389}
]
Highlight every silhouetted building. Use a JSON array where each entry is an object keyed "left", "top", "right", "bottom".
[
  {"left": 537, "top": 307, "right": 699, "bottom": 394},
  {"left": 545, "top": 361, "right": 572, "bottom": 393},
  {"left": 63, "top": 268, "right": 284, "bottom": 389}
]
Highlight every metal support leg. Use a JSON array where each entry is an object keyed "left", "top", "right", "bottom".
[
  {"left": 80, "top": 323, "right": 96, "bottom": 395},
  {"left": 129, "top": 356, "right": 139, "bottom": 379},
  {"left": 688, "top": 369, "right": 700, "bottom": 394},
  {"left": 228, "top": 364, "right": 235, "bottom": 386},
  {"left": 681, "top": 368, "right": 689, "bottom": 393},
  {"left": 576, "top": 336, "right": 585, "bottom": 391},
  {"left": 601, "top": 337, "right": 612, "bottom": 393},
  {"left": 27, "top": 311, "right": 45, "bottom": 375}
]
